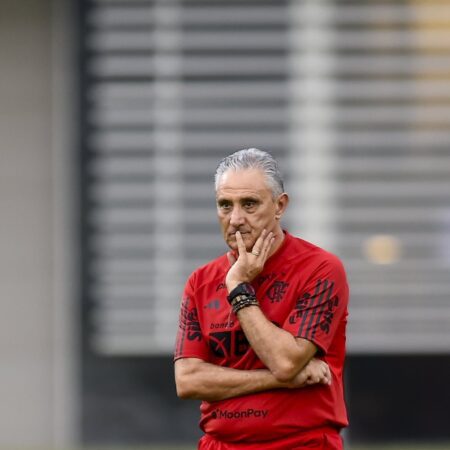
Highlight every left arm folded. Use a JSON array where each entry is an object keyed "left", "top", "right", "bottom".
[
  {"left": 235, "top": 306, "right": 317, "bottom": 382},
  {"left": 236, "top": 256, "right": 349, "bottom": 382}
]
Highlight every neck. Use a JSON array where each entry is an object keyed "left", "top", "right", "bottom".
[{"left": 268, "top": 227, "right": 285, "bottom": 259}]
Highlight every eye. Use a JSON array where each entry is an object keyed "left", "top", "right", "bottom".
[
  {"left": 218, "top": 201, "right": 232, "bottom": 211},
  {"left": 243, "top": 200, "right": 257, "bottom": 209}
]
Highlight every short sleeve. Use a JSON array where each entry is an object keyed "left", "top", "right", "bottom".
[
  {"left": 173, "top": 273, "right": 209, "bottom": 362},
  {"left": 283, "top": 256, "right": 349, "bottom": 355}
]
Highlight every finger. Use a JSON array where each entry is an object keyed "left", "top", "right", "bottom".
[
  {"left": 320, "top": 366, "right": 330, "bottom": 384},
  {"left": 260, "top": 233, "right": 275, "bottom": 259},
  {"left": 255, "top": 230, "right": 270, "bottom": 254},
  {"left": 235, "top": 231, "right": 247, "bottom": 257},
  {"left": 251, "top": 229, "right": 267, "bottom": 256}
]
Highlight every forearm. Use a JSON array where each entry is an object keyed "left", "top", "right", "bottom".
[
  {"left": 175, "top": 358, "right": 286, "bottom": 402},
  {"left": 236, "top": 305, "right": 315, "bottom": 382}
]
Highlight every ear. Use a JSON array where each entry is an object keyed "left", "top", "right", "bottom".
[{"left": 275, "top": 193, "right": 289, "bottom": 219}]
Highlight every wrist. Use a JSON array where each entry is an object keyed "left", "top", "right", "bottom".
[
  {"left": 230, "top": 294, "right": 259, "bottom": 314},
  {"left": 226, "top": 280, "right": 243, "bottom": 293}
]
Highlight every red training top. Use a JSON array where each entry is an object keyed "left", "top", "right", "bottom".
[{"left": 174, "top": 231, "right": 349, "bottom": 443}]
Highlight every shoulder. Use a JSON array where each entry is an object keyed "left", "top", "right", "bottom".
[
  {"left": 287, "top": 237, "right": 350, "bottom": 311},
  {"left": 287, "top": 233, "right": 347, "bottom": 279}
]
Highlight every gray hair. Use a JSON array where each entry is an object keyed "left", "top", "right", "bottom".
[{"left": 214, "top": 148, "right": 285, "bottom": 198}]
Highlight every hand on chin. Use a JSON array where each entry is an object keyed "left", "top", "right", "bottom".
[
  {"left": 237, "top": 233, "right": 256, "bottom": 252},
  {"left": 227, "top": 232, "right": 253, "bottom": 252}
]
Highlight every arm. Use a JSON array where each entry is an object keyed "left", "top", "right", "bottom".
[
  {"left": 226, "top": 230, "right": 318, "bottom": 382},
  {"left": 175, "top": 356, "right": 331, "bottom": 402},
  {"left": 235, "top": 306, "right": 317, "bottom": 382},
  {"left": 173, "top": 271, "right": 328, "bottom": 402}
]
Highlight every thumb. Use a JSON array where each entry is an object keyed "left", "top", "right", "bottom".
[{"left": 227, "top": 251, "right": 237, "bottom": 266}]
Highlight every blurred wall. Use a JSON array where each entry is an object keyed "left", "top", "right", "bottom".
[
  {"left": 78, "top": 0, "right": 450, "bottom": 445},
  {"left": 0, "top": 0, "right": 75, "bottom": 447}
]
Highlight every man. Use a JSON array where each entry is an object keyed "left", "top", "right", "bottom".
[{"left": 174, "top": 148, "right": 349, "bottom": 449}]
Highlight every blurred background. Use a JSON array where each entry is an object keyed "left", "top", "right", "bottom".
[{"left": 1, "top": 0, "right": 450, "bottom": 448}]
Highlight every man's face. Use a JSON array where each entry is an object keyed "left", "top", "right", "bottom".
[{"left": 216, "top": 168, "right": 284, "bottom": 252}]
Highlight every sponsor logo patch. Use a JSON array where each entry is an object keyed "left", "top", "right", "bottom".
[
  {"left": 204, "top": 299, "right": 221, "bottom": 310},
  {"left": 211, "top": 408, "right": 269, "bottom": 420}
]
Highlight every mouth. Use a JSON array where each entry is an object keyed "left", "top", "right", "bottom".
[{"left": 229, "top": 231, "right": 250, "bottom": 238}]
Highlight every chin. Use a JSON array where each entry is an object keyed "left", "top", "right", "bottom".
[{"left": 225, "top": 238, "right": 237, "bottom": 250}]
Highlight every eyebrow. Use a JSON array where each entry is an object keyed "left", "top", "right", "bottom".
[
  {"left": 216, "top": 196, "right": 260, "bottom": 204},
  {"left": 240, "top": 196, "right": 260, "bottom": 203}
]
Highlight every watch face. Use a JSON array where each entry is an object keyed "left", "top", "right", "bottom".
[
  {"left": 240, "top": 283, "right": 255, "bottom": 296},
  {"left": 233, "top": 283, "right": 255, "bottom": 297}
]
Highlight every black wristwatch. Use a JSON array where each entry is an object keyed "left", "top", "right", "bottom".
[{"left": 227, "top": 282, "right": 256, "bottom": 304}]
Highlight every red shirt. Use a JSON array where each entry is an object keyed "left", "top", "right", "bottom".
[{"left": 174, "top": 231, "right": 349, "bottom": 443}]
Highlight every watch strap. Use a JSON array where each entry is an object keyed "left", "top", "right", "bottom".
[{"left": 227, "top": 282, "right": 256, "bottom": 304}]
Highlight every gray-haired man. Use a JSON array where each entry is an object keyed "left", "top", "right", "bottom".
[{"left": 174, "top": 148, "right": 349, "bottom": 449}]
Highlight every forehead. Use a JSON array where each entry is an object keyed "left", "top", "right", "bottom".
[{"left": 216, "top": 168, "right": 271, "bottom": 198}]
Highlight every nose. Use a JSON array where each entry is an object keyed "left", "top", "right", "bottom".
[{"left": 229, "top": 205, "right": 245, "bottom": 227}]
